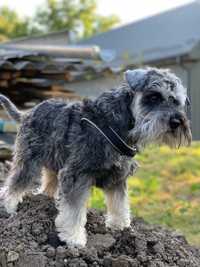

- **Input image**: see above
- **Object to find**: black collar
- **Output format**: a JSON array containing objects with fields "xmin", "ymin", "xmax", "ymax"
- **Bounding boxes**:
[{"xmin": 81, "ymin": 118, "xmax": 137, "ymax": 157}]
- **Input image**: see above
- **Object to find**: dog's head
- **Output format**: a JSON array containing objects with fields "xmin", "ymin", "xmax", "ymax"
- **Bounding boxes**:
[{"xmin": 125, "ymin": 67, "xmax": 192, "ymax": 148}]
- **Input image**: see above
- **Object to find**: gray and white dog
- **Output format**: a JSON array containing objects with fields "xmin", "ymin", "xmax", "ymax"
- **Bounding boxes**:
[{"xmin": 0, "ymin": 67, "xmax": 192, "ymax": 247}]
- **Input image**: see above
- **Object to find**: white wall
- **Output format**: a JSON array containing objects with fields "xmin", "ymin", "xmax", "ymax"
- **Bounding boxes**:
[{"xmin": 65, "ymin": 74, "xmax": 124, "ymax": 99}]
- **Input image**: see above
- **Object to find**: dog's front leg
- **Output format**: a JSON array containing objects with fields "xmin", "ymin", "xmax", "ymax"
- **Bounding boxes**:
[
  {"xmin": 104, "ymin": 182, "xmax": 131, "ymax": 230},
  {"xmin": 55, "ymin": 167, "xmax": 92, "ymax": 247}
]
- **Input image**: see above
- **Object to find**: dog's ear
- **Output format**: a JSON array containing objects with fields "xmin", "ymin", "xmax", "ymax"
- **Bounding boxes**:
[{"xmin": 124, "ymin": 69, "xmax": 148, "ymax": 90}]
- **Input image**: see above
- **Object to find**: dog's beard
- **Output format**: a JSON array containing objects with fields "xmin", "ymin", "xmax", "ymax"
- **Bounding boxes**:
[
  {"xmin": 129, "ymin": 112, "xmax": 192, "ymax": 148},
  {"xmin": 161, "ymin": 125, "xmax": 192, "ymax": 148}
]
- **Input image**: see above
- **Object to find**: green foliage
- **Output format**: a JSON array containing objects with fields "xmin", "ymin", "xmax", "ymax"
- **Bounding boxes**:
[
  {"xmin": 89, "ymin": 142, "xmax": 200, "ymax": 246},
  {"xmin": 0, "ymin": 0, "xmax": 119, "ymax": 41},
  {"xmin": 0, "ymin": 6, "xmax": 30, "ymax": 41},
  {"xmin": 34, "ymin": 0, "xmax": 119, "ymax": 38}
]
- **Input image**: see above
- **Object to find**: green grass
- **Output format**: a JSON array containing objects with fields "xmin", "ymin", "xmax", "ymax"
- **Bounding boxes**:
[{"xmin": 89, "ymin": 142, "xmax": 200, "ymax": 246}]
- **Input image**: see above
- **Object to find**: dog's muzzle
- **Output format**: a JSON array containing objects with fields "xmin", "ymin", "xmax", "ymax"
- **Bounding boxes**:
[
  {"xmin": 169, "ymin": 113, "xmax": 183, "ymax": 131},
  {"xmin": 166, "ymin": 112, "xmax": 192, "ymax": 147}
]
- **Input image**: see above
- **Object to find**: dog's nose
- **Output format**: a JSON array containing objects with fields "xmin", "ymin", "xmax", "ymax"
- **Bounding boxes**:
[{"xmin": 169, "ymin": 115, "xmax": 182, "ymax": 130}]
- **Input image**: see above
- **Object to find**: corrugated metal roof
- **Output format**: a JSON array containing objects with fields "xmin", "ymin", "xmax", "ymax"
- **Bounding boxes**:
[
  {"xmin": 0, "ymin": 45, "xmax": 118, "ymax": 76},
  {"xmin": 0, "ymin": 47, "xmax": 38, "ymax": 60},
  {"xmin": 78, "ymin": 1, "xmax": 200, "ymax": 65}
]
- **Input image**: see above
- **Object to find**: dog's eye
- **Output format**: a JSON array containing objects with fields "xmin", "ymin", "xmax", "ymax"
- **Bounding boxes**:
[
  {"xmin": 168, "ymin": 96, "xmax": 180, "ymax": 106},
  {"xmin": 149, "ymin": 93, "xmax": 163, "ymax": 104},
  {"xmin": 142, "ymin": 92, "xmax": 163, "ymax": 107}
]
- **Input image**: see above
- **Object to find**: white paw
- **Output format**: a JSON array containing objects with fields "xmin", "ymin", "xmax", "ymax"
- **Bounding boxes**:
[
  {"xmin": 105, "ymin": 215, "xmax": 131, "ymax": 230},
  {"xmin": 55, "ymin": 199, "xmax": 88, "ymax": 247},
  {"xmin": 3, "ymin": 191, "xmax": 23, "ymax": 214},
  {"xmin": 56, "ymin": 225, "xmax": 87, "ymax": 247},
  {"xmin": 58, "ymin": 229, "xmax": 86, "ymax": 248},
  {"xmin": 0, "ymin": 186, "xmax": 8, "ymax": 200}
]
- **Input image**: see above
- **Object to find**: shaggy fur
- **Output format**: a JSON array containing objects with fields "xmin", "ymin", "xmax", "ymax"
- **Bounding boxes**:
[{"xmin": 0, "ymin": 67, "xmax": 192, "ymax": 247}]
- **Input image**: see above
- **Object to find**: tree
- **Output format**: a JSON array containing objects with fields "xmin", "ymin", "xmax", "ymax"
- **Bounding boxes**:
[
  {"xmin": 0, "ymin": 6, "xmax": 36, "ymax": 42},
  {"xmin": 0, "ymin": 0, "xmax": 120, "ymax": 41},
  {"xmin": 34, "ymin": 0, "xmax": 119, "ymax": 38}
]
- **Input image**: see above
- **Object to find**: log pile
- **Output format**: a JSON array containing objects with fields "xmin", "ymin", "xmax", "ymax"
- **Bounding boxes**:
[
  {"xmin": 0, "ymin": 45, "xmax": 110, "ymax": 107},
  {"xmin": 0, "ymin": 62, "xmax": 82, "ymax": 107},
  {"xmin": 0, "ymin": 44, "xmax": 113, "ymax": 159}
]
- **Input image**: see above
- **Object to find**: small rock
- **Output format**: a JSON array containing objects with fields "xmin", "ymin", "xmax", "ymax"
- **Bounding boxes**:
[
  {"xmin": 79, "ymin": 260, "xmax": 88, "ymax": 267},
  {"xmin": 0, "ymin": 249, "xmax": 7, "ymax": 267},
  {"xmin": 68, "ymin": 258, "xmax": 87, "ymax": 267},
  {"xmin": 88, "ymin": 234, "xmax": 115, "ymax": 249},
  {"xmin": 7, "ymin": 251, "xmax": 19, "ymax": 262},
  {"xmin": 177, "ymin": 259, "xmax": 191, "ymax": 267},
  {"xmin": 18, "ymin": 253, "xmax": 46, "ymax": 267},
  {"xmin": 56, "ymin": 246, "xmax": 66, "ymax": 259},
  {"xmin": 46, "ymin": 247, "xmax": 56, "ymax": 258},
  {"xmin": 153, "ymin": 242, "xmax": 165, "ymax": 255},
  {"xmin": 65, "ymin": 247, "xmax": 80, "ymax": 258},
  {"xmin": 82, "ymin": 247, "xmax": 98, "ymax": 263},
  {"xmin": 103, "ymin": 256, "xmax": 112, "ymax": 267},
  {"xmin": 55, "ymin": 262, "xmax": 64, "ymax": 267},
  {"xmin": 148, "ymin": 261, "xmax": 165, "ymax": 267},
  {"xmin": 111, "ymin": 255, "xmax": 138, "ymax": 267},
  {"xmin": 15, "ymin": 244, "xmax": 24, "ymax": 252}
]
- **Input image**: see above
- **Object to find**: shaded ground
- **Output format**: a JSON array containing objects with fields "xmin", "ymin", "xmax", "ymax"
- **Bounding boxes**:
[{"xmin": 0, "ymin": 194, "xmax": 200, "ymax": 267}]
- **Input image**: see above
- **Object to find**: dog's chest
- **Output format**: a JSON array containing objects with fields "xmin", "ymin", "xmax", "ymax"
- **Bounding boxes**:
[{"xmin": 93, "ymin": 157, "xmax": 136, "ymax": 189}]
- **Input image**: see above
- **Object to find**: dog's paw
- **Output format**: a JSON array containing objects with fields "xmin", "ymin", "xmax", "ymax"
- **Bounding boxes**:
[
  {"xmin": 3, "ymin": 190, "xmax": 23, "ymax": 214},
  {"xmin": 0, "ymin": 186, "xmax": 8, "ymax": 200},
  {"xmin": 57, "ymin": 229, "xmax": 87, "ymax": 248},
  {"xmin": 55, "ymin": 217, "xmax": 87, "ymax": 248},
  {"xmin": 105, "ymin": 215, "xmax": 131, "ymax": 230}
]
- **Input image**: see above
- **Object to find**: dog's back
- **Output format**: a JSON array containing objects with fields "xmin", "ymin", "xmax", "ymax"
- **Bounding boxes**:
[{"xmin": 16, "ymin": 98, "xmax": 83, "ymax": 172}]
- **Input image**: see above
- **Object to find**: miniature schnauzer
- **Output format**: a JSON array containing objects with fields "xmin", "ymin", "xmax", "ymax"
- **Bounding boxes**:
[{"xmin": 0, "ymin": 67, "xmax": 192, "ymax": 247}]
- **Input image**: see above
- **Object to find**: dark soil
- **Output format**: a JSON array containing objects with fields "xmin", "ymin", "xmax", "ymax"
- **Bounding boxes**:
[{"xmin": 0, "ymin": 194, "xmax": 200, "ymax": 267}]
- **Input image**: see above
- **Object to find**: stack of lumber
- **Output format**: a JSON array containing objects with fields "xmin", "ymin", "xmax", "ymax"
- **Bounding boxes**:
[
  {"xmin": 0, "ymin": 44, "xmax": 114, "ymax": 159},
  {"xmin": 0, "ymin": 66, "xmax": 81, "ymax": 107},
  {"xmin": 0, "ymin": 45, "xmax": 107, "ymax": 107}
]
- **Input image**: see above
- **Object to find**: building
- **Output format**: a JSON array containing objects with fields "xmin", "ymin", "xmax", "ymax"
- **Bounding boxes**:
[{"xmin": 5, "ymin": 30, "xmax": 70, "ymax": 46}]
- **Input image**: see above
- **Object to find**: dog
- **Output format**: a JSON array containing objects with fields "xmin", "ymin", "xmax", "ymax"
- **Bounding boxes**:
[{"xmin": 0, "ymin": 67, "xmax": 192, "ymax": 247}]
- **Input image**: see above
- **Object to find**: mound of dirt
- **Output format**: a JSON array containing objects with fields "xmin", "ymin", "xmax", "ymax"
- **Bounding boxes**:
[{"xmin": 0, "ymin": 194, "xmax": 200, "ymax": 267}]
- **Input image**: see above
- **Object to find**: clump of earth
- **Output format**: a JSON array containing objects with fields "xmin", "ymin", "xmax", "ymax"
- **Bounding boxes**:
[{"xmin": 0, "ymin": 194, "xmax": 200, "ymax": 267}]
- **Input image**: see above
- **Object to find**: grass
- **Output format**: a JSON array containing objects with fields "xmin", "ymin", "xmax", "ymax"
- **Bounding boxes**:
[{"xmin": 89, "ymin": 142, "xmax": 200, "ymax": 247}]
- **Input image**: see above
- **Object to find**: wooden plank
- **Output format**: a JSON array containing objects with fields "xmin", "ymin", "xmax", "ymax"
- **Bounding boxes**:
[
  {"xmin": 35, "ymin": 72, "xmax": 73, "ymax": 81},
  {"xmin": 0, "ymin": 71, "xmax": 21, "ymax": 80},
  {"xmin": 0, "ymin": 80, "xmax": 9, "ymax": 87},
  {"xmin": 0, "ymin": 72, "xmax": 12, "ymax": 80}
]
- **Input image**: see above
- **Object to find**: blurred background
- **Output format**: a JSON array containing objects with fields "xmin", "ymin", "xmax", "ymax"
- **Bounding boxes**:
[{"xmin": 0, "ymin": 0, "xmax": 200, "ymax": 246}]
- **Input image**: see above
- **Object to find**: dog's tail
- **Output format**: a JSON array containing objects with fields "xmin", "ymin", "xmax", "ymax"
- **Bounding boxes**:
[{"xmin": 0, "ymin": 94, "xmax": 22, "ymax": 123}]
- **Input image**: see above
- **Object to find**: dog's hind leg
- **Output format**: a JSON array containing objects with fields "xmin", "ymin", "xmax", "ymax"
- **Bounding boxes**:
[
  {"xmin": 55, "ymin": 167, "xmax": 92, "ymax": 247},
  {"xmin": 40, "ymin": 168, "xmax": 58, "ymax": 198},
  {"xmin": 104, "ymin": 181, "xmax": 131, "ymax": 230},
  {"xmin": 3, "ymin": 158, "xmax": 42, "ymax": 214}
]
